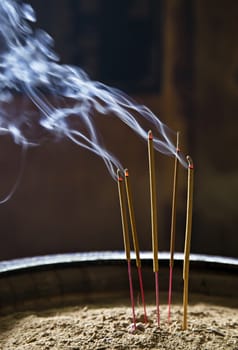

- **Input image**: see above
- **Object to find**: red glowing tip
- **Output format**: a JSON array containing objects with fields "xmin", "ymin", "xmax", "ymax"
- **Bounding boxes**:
[
  {"xmin": 186, "ymin": 155, "xmax": 194, "ymax": 170},
  {"xmin": 117, "ymin": 169, "xmax": 123, "ymax": 181},
  {"xmin": 148, "ymin": 130, "xmax": 153, "ymax": 140},
  {"xmin": 124, "ymin": 168, "xmax": 129, "ymax": 177}
]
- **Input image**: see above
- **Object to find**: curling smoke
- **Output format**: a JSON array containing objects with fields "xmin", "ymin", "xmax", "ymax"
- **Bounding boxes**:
[{"xmin": 0, "ymin": 0, "xmax": 187, "ymax": 182}]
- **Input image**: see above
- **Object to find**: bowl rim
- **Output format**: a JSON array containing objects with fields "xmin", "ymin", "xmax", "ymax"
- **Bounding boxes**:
[{"xmin": 0, "ymin": 251, "xmax": 237, "ymax": 276}]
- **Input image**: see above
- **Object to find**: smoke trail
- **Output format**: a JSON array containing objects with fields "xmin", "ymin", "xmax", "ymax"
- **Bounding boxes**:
[{"xmin": 0, "ymin": 0, "xmax": 187, "ymax": 182}]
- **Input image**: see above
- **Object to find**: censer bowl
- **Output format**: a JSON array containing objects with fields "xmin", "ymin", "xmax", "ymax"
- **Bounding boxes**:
[{"xmin": 0, "ymin": 251, "xmax": 237, "ymax": 315}]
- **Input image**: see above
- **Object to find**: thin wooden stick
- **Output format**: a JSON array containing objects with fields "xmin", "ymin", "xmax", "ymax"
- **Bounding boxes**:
[
  {"xmin": 124, "ymin": 168, "xmax": 147, "ymax": 324},
  {"xmin": 117, "ymin": 169, "xmax": 136, "ymax": 330},
  {"xmin": 182, "ymin": 156, "xmax": 194, "ymax": 330},
  {"xmin": 168, "ymin": 131, "xmax": 180, "ymax": 323},
  {"xmin": 148, "ymin": 130, "xmax": 160, "ymax": 326}
]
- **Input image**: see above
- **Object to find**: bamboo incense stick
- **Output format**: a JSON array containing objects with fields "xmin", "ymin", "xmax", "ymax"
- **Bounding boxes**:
[
  {"xmin": 182, "ymin": 156, "xmax": 194, "ymax": 330},
  {"xmin": 147, "ymin": 130, "xmax": 160, "ymax": 326},
  {"xmin": 124, "ymin": 168, "xmax": 148, "ymax": 324},
  {"xmin": 117, "ymin": 169, "xmax": 136, "ymax": 330},
  {"xmin": 168, "ymin": 131, "xmax": 180, "ymax": 323}
]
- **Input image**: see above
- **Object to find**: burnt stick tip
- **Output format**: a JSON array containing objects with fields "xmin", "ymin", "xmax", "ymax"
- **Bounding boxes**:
[
  {"xmin": 186, "ymin": 155, "xmax": 194, "ymax": 169},
  {"xmin": 124, "ymin": 168, "xmax": 129, "ymax": 177},
  {"xmin": 148, "ymin": 130, "xmax": 153, "ymax": 140},
  {"xmin": 117, "ymin": 169, "xmax": 123, "ymax": 181}
]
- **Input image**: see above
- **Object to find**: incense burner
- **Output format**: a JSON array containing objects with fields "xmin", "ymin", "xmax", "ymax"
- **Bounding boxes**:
[
  {"xmin": 0, "ymin": 252, "xmax": 237, "ymax": 312},
  {"xmin": 0, "ymin": 252, "xmax": 237, "ymax": 349}
]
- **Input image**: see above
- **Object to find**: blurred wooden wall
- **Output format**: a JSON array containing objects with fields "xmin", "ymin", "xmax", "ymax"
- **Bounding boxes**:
[{"xmin": 0, "ymin": 0, "xmax": 238, "ymax": 260}]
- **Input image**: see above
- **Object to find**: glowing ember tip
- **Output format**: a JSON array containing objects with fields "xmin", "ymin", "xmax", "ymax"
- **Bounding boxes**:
[
  {"xmin": 148, "ymin": 130, "xmax": 153, "ymax": 140},
  {"xmin": 117, "ymin": 169, "xmax": 123, "ymax": 182},
  {"xmin": 186, "ymin": 155, "xmax": 194, "ymax": 169},
  {"xmin": 124, "ymin": 168, "xmax": 129, "ymax": 177}
]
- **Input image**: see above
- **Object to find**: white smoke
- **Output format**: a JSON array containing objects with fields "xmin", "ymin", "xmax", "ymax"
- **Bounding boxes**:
[{"xmin": 0, "ymin": 0, "xmax": 187, "ymax": 181}]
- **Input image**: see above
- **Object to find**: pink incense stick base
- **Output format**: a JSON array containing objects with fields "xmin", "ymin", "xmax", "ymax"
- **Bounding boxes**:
[
  {"xmin": 127, "ymin": 260, "xmax": 136, "ymax": 330},
  {"xmin": 137, "ymin": 266, "xmax": 148, "ymax": 324},
  {"xmin": 155, "ymin": 271, "xmax": 160, "ymax": 327},
  {"xmin": 168, "ymin": 265, "xmax": 173, "ymax": 323}
]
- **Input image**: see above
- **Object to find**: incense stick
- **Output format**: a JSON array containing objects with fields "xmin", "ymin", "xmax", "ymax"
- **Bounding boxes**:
[
  {"xmin": 124, "ymin": 168, "xmax": 147, "ymax": 324},
  {"xmin": 117, "ymin": 169, "xmax": 136, "ymax": 330},
  {"xmin": 168, "ymin": 131, "xmax": 180, "ymax": 323},
  {"xmin": 182, "ymin": 156, "xmax": 194, "ymax": 330},
  {"xmin": 147, "ymin": 130, "xmax": 160, "ymax": 326}
]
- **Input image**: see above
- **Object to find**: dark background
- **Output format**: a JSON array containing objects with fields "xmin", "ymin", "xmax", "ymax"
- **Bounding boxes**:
[{"xmin": 0, "ymin": 0, "xmax": 238, "ymax": 260}]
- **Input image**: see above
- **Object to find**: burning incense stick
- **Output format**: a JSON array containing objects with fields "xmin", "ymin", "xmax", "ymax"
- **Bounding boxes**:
[
  {"xmin": 182, "ymin": 156, "xmax": 194, "ymax": 330},
  {"xmin": 117, "ymin": 169, "xmax": 136, "ymax": 330},
  {"xmin": 124, "ymin": 168, "xmax": 148, "ymax": 324},
  {"xmin": 147, "ymin": 130, "xmax": 160, "ymax": 326},
  {"xmin": 168, "ymin": 131, "xmax": 180, "ymax": 323}
]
